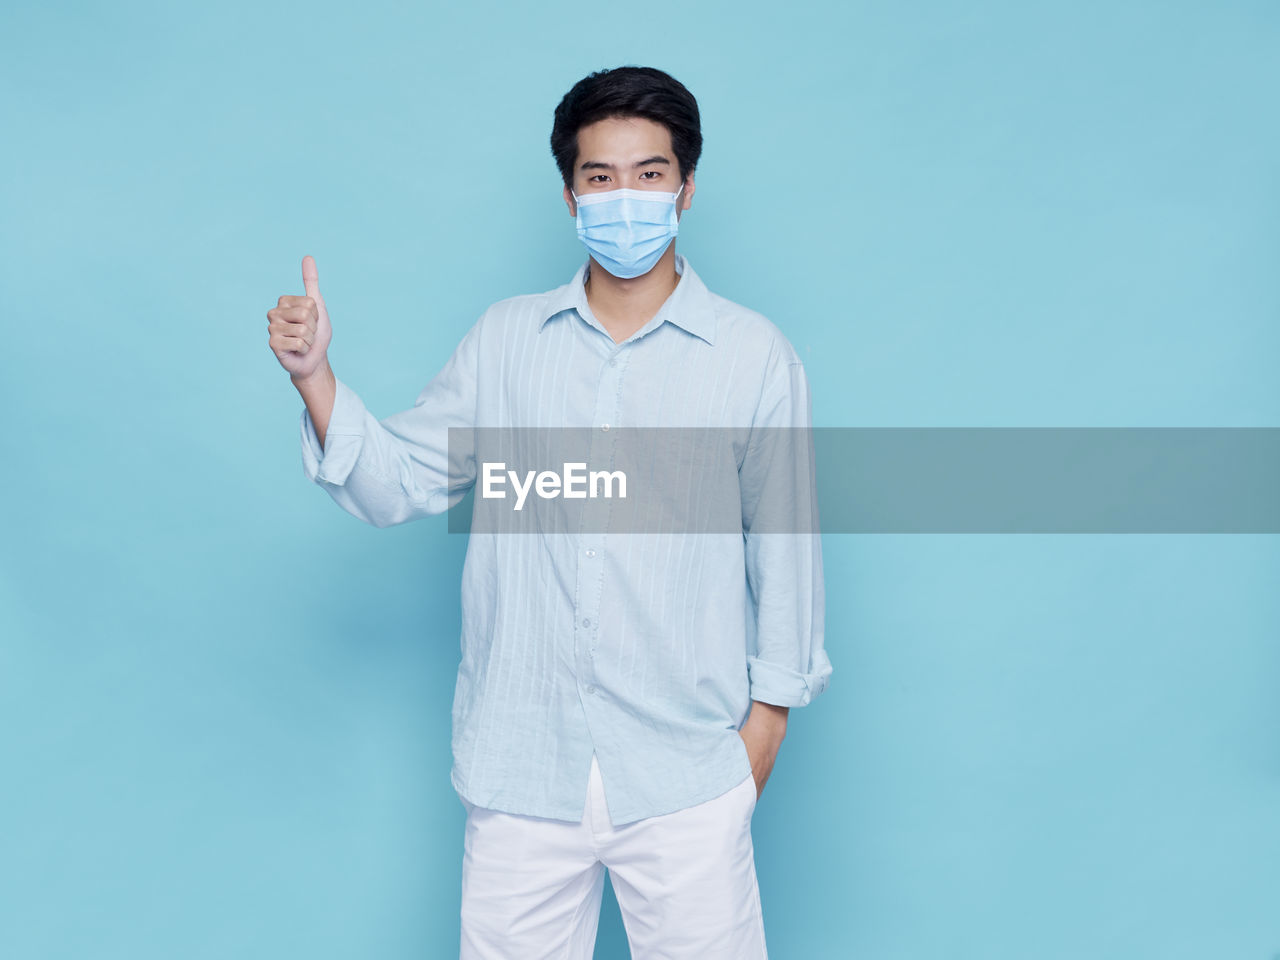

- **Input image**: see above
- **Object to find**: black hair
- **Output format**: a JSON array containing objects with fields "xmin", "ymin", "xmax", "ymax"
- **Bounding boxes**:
[{"xmin": 550, "ymin": 66, "xmax": 703, "ymax": 188}]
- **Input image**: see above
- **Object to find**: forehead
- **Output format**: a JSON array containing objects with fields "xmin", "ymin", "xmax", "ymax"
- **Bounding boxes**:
[{"xmin": 575, "ymin": 115, "xmax": 673, "ymax": 162}]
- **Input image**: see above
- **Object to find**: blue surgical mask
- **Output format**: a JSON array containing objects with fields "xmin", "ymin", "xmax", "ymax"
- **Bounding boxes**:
[{"xmin": 571, "ymin": 182, "xmax": 685, "ymax": 279}]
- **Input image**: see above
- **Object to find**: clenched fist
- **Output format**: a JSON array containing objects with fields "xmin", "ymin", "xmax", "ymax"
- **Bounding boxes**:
[{"xmin": 268, "ymin": 255, "xmax": 333, "ymax": 381}]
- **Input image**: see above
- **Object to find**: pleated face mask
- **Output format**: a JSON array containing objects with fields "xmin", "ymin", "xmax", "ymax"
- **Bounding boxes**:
[{"xmin": 571, "ymin": 182, "xmax": 685, "ymax": 279}]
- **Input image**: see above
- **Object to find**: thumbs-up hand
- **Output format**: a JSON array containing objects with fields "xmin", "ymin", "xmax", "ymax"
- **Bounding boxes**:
[{"xmin": 268, "ymin": 255, "xmax": 333, "ymax": 381}]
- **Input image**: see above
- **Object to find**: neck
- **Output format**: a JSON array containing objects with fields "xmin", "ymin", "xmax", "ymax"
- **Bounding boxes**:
[{"xmin": 584, "ymin": 245, "xmax": 681, "ymax": 344}]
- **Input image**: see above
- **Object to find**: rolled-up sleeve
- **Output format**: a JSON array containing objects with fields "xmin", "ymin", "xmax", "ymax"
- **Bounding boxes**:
[
  {"xmin": 739, "ymin": 347, "xmax": 833, "ymax": 708},
  {"xmin": 299, "ymin": 318, "xmax": 481, "ymax": 528}
]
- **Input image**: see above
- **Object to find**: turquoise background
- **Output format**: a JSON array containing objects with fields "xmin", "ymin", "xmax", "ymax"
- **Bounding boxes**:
[{"xmin": 2, "ymin": 0, "xmax": 1278, "ymax": 957}]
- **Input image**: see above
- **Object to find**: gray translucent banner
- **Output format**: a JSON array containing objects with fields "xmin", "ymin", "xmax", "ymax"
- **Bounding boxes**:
[{"xmin": 446, "ymin": 427, "xmax": 1280, "ymax": 533}]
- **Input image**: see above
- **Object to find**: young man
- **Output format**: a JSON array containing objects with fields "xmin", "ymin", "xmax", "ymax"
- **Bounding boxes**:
[{"xmin": 267, "ymin": 65, "xmax": 832, "ymax": 959}]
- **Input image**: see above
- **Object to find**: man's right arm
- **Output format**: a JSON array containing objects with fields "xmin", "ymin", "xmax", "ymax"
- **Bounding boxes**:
[
  {"xmin": 292, "ymin": 359, "xmax": 337, "ymax": 451},
  {"xmin": 291, "ymin": 322, "xmax": 482, "ymax": 528},
  {"xmin": 268, "ymin": 254, "xmax": 481, "ymax": 528}
]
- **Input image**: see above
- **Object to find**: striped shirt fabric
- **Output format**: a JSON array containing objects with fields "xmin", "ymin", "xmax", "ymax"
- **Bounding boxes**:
[{"xmin": 299, "ymin": 253, "xmax": 833, "ymax": 825}]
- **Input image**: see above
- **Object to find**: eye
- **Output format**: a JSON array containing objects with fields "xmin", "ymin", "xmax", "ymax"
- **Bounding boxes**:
[
  {"xmin": 589, "ymin": 174, "xmax": 610, "ymax": 183},
  {"xmin": 640, "ymin": 171, "xmax": 660, "ymax": 180}
]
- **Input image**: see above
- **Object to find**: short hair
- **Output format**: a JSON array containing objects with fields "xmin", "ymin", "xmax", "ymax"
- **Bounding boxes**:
[{"xmin": 550, "ymin": 66, "xmax": 703, "ymax": 188}]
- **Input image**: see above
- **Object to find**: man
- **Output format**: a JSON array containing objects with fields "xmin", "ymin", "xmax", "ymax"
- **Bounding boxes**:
[{"xmin": 266, "ymin": 65, "xmax": 832, "ymax": 959}]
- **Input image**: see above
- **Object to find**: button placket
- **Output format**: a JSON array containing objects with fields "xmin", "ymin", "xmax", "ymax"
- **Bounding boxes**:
[{"xmin": 573, "ymin": 347, "xmax": 625, "ymax": 698}]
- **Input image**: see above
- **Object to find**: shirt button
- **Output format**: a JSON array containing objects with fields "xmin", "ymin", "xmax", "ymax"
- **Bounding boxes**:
[
  {"xmin": 586, "ymin": 685, "xmax": 596, "ymax": 695},
  {"xmin": 585, "ymin": 549, "xmax": 596, "ymax": 558},
  {"xmin": 582, "ymin": 618, "xmax": 591, "ymax": 628},
  {"xmin": 600, "ymin": 423, "xmax": 610, "ymax": 432},
  {"xmin": 607, "ymin": 358, "xmax": 616, "ymax": 366}
]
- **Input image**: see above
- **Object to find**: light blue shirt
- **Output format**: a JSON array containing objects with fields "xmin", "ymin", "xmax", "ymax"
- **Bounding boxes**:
[{"xmin": 299, "ymin": 253, "xmax": 832, "ymax": 825}]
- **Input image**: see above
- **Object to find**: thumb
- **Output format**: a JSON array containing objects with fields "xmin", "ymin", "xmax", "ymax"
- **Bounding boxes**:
[{"xmin": 301, "ymin": 254, "xmax": 323, "ymax": 302}]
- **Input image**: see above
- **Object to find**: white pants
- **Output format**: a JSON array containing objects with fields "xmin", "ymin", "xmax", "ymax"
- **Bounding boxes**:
[{"xmin": 459, "ymin": 752, "xmax": 768, "ymax": 959}]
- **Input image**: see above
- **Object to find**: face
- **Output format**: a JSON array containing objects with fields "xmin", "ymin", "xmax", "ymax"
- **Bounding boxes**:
[{"xmin": 563, "ymin": 115, "xmax": 695, "ymax": 220}]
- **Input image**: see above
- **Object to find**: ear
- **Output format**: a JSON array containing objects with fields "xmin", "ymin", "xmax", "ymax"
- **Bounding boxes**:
[
  {"xmin": 676, "ymin": 173, "xmax": 695, "ymax": 219},
  {"xmin": 680, "ymin": 173, "xmax": 695, "ymax": 211},
  {"xmin": 564, "ymin": 184, "xmax": 576, "ymax": 217}
]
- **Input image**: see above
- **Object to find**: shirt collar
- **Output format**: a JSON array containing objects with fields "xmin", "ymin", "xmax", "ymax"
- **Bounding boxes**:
[{"xmin": 539, "ymin": 253, "xmax": 718, "ymax": 346}]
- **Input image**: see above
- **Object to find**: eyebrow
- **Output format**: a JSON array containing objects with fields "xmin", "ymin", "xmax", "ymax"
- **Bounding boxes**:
[{"xmin": 578, "ymin": 155, "xmax": 671, "ymax": 171}]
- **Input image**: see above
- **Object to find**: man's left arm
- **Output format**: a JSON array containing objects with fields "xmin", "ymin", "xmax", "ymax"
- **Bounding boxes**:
[{"xmin": 737, "ymin": 349, "xmax": 833, "ymax": 795}]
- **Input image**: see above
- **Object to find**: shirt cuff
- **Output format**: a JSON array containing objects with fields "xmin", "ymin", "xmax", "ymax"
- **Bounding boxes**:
[
  {"xmin": 747, "ymin": 648, "xmax": 833, "ymax": 708},
  {"xmin": 299, "ymin": 377, "xmax": 366, "ymax": 487}
]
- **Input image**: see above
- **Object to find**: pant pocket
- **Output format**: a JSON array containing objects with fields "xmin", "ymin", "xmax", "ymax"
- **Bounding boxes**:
[{"xmin": 741, "ymin": 770, "xmax": 758, "ymax": 814}]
